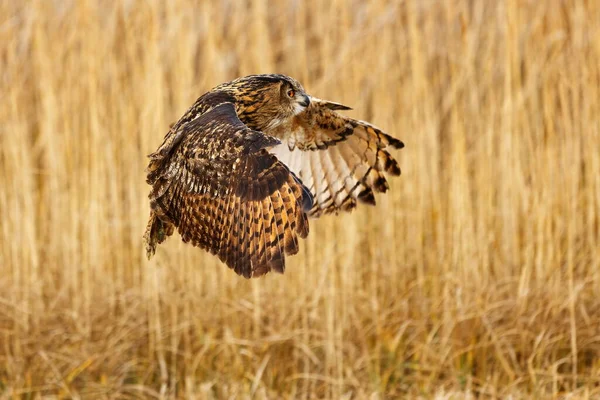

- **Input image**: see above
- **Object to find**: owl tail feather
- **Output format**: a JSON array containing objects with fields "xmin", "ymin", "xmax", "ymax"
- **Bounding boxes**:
[{"xmin": 143, "ymin": 211, "xmax": 174, "ymax": 259}]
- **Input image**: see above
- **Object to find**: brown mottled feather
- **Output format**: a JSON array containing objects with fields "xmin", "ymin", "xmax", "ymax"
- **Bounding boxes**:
[{"xmin": 144, "ymin": 102, "xmax": 312, "ymax": 278}]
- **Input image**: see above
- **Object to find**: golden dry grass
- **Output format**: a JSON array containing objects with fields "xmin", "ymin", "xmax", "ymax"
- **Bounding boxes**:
[{"xmin": 1, "ymin": 0, "xmax": 600, "ymax": 398}]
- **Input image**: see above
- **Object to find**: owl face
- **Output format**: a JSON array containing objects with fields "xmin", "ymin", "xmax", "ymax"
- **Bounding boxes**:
[
  {"xmin": 278, "ymin": 78, "xmax": 311, "ymax": 116},
  {"xmin": 252, "ymin": 77, "xmax": 310, "ymax": 130},
  {"xmin": 226, "ymin": 75, "xmax": 311, "ymax": 131}
]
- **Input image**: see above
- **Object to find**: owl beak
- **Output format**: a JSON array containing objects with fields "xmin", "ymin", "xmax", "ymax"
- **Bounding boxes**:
[{"xmin": 299, "ymin": 95, "xmax": 310, "ymax": 107}]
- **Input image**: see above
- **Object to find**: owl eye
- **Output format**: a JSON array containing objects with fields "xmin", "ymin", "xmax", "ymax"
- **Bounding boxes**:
[{"xmin": 287, "ymin": 89, "xmax": 295, "ymax": 98}]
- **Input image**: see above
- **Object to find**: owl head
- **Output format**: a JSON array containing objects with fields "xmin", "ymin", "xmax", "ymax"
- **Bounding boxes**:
[{"xmin": 217, "ymin": 74, "xmax": 311, "ymax": 131}]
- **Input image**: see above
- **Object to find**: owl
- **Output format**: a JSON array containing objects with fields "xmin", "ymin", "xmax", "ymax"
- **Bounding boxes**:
[{"xmin": 144, "ymin": 74, "xmax": 403, "ymax": 278}]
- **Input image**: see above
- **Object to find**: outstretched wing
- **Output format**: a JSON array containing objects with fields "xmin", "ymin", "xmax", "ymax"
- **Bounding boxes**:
[
  {"xmin": 270, "ymin": 98, "xmax": 403, "ymax": 217},
  {"xmin": 147, "ymin": 102, "xmax": 312, "ymax": 278}
]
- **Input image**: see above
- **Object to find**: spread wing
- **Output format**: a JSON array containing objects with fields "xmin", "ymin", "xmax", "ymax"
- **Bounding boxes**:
[
  {"xmin": 270, "ymin": 98, "xmax": 403, "ymax": 217},
  {"xmin": 145, "ymin": 102, "xmax": 313, "ymax": 278}
]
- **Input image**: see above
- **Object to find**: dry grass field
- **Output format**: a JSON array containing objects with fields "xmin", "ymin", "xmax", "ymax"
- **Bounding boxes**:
[{"xmin": 1, "ymin": 0, "xmax": 600, "ymax": 398}]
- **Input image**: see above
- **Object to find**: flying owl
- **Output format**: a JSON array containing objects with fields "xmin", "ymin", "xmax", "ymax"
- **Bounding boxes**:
[{"xmin": 144, "ymin": 74, "xmax": 403, "ymax": 278}]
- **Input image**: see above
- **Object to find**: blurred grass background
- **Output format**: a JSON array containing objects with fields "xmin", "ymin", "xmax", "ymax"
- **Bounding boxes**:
[{"xmin": 1, "ymin": 0, "xmax": 600, "ymax": 398}]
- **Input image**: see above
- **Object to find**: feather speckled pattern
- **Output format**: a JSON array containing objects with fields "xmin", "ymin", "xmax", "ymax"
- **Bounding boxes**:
[
  {"xmin": 145, "ymin": 103, "xmax": 310, "ymax": 278},
  {"xmin": 144, "ymin": 74, "xmax": 403, "ymax": 278}
]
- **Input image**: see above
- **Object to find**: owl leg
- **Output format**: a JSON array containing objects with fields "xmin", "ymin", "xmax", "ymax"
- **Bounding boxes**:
[{"xmin": 143, "ymin": 211, "xmax": 174, "ymax": 259}]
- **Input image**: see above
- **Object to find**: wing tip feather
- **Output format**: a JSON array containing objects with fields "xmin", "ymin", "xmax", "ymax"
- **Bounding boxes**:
[
  {"xmin": 389, "ymin": 137, "xmax": 405, "ymax": 149},
  {"xmin": 357, "ymin": 189, "xmax": 376, "ymax": 205}
]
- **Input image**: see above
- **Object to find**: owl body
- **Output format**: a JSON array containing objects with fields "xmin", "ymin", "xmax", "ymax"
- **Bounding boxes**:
[{"xmin": 144, "ymin": 74, "xmax": 403, "ymax": 278}]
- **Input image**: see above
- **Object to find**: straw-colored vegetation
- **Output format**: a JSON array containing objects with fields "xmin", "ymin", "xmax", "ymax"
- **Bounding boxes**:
[{"xmin": 1, "ymin": 0, "xmax": 599, "ymax": 398}]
